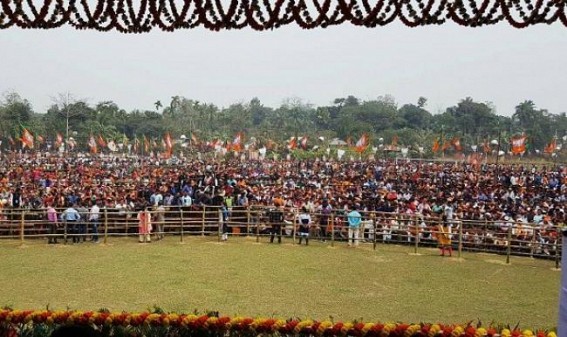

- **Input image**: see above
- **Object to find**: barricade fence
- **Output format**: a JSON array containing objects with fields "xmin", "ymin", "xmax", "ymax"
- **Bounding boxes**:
[{"xmin": 0, "ymin": 206, "xmax": 561, "ymax": 266}]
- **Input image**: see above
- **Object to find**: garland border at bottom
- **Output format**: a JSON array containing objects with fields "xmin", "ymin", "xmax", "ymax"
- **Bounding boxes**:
[{"xmin": 0, "ymin": 309, "xmax": 557, "ymax": 337}]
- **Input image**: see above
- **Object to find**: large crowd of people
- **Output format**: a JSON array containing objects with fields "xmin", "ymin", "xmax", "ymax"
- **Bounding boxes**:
[{"xmin": 0, "ymin": 152, "xmax": 564, "ymax": 250}]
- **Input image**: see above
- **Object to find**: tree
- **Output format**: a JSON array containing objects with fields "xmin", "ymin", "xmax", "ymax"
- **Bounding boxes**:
[
  {"xmin": 154, "ymin": 100, "xmax": 163, "ymax": 112},
  {"xmin": 398, "ymin": 104, "xmax": 432, "ymax": 130}
]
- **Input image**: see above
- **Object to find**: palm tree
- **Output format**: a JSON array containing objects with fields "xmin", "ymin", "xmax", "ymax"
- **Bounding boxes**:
[
  {"xmin": 169, "ymin": 96, "xmax": 181, "ymax": 117},
  {"xmin": 154, "ymin": 100, "xmax": 163, "ymax": 112}
]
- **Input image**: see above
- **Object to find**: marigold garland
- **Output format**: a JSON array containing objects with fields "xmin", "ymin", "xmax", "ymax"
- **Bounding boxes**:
[
  {"xmin": 0, "ymin": 0, "xmax": 566, "ymax": 31},
  {"xmin": 0, "ymin": 309, "xmax": 557, "ymax": 337}
]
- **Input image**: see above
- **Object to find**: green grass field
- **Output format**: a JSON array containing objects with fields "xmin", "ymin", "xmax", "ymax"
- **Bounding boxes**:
[{"xmin": 0, "ymin": 236, "xmax": 560, "ymax": 329}]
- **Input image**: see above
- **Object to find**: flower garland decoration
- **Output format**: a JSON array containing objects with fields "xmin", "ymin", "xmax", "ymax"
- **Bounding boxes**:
[
  {"xmin": 0, "ymin": 0, "xmax": 566, "ymax": 31},
  {"xmin": 0, "ymin": 309, "xmax": 558, "ymax": 337}
]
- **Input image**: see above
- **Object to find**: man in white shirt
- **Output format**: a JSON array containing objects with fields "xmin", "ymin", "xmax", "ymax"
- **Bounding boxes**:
[
  {"xmin": 181, "ymin": 192, "xmax": 192, "ymax": 207},
  {"xmin": 89, "ymin": 201, "xmax": 100, "ymax": 243}
]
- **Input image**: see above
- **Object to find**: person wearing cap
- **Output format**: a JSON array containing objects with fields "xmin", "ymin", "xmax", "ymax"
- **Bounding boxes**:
[{"xmin": 347, "ymin": 205, "xmax": 362, "ymax": 247}]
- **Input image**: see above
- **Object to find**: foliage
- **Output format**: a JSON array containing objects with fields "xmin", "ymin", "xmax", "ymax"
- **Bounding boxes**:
[
  {"xmin": 0, "ymin": 309, "xmax": 558, "ymax": 337},
  {"xmin": 0, "ymin": 92, "xmax": 565, "ymax": 156}
]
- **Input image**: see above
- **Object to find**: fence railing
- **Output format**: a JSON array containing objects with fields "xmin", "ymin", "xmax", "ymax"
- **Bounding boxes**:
[{"xmin": 0, "ymin": 205, "xmax": 562, "ymax": 266}]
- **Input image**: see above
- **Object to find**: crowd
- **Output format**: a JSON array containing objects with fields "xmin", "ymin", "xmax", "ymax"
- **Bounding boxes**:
[{"xmin": 0, "ymin": 152, "xmax": 564, "ymax": 249}]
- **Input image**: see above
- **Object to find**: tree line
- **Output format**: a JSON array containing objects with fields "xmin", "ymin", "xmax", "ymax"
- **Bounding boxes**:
[{"xmin": 0, "ymin": 92, "xmax": 565, "ymax": 155}]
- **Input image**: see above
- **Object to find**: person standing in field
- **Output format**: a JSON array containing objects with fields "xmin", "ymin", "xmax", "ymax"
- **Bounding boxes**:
[
  {"xmin": 318, "ymin": 198, "xmax": 332, "ymax": 242},
  {"xmin": 297, "ymin": 207, "xmax": 311, "ymax": 245},
  {"xmin": 269, "ymin": 195, "xmax": 285, "ymax": 244},
  {"xmin": 154, "ymin": 201, "xmax": 165, "ymax": 241},
  {"xmin": 137, "ymin": 206, "xmax": 152, "ymax": 243},
  {"xmin": 436, "ymin": 214, "xmax": 452, "ymax": 256},
  {"xmin": 46, "ymin": 203, "xmax": 58, "ymax": 244},
  {"xmin": 61, "ymin": 203, "xmax": 81, "ymax": 243},
  {"xmin": 347, "ymin": 205, "xmax": 362, "ymax": 247},
  {"xmin": 88, "ymin": 200, "xmax": 100, "ymax": 243}
]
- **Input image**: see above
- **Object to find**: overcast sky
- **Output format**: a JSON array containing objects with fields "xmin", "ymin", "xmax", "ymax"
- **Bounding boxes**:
[{"xmin": 1, "ymin": 22, "xmax": 566, "ymax": 116}]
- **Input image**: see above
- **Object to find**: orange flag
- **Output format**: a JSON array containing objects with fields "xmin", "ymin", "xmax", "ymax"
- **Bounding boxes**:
[
  {"xmin": 511, "ymin": 135, "xmax": 527, "ymax": 155},
  {"xmin": 432, "ymin": 138, "xmax": 440, "ymax": 153},
  {"xmin": 544, "ymin": 137, "xmax": 557, "ymax": 154}
]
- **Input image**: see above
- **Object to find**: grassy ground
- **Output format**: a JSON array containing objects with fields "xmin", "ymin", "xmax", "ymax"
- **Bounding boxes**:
[{"xmin": 0, "ymin": 236, "xmax": 560, "ymax": 329}]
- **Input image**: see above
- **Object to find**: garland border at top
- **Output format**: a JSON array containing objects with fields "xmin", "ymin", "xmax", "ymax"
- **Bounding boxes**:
[{"xmin": 0, "ymin": 0, "xmax": 566, "ymax": 32}]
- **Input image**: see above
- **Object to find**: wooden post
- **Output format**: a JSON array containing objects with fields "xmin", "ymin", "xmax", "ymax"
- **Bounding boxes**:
[
  {"xmin": 19, "ymin": 210, "xmax": 25, "ymax": 245},
  {"xmin": 413, "ymin": 216, "xmax": 419, "ymax": 254},
  {"xmin": 246, "ymin": 207, "xmax": 251, "ymax": 236},
  {"xmin": 201, "ymin": 206, "xmax": 206, "ymax": 237},
  {"xmin": 180, "ymin": 208, "xmax": 184, "ymax": 243},
  {"xmin": 530, "ymin": 225, "xmax": 536, "ymax": 258},
  {"xmin": 506, "ymin": 225, "xmax": 513, "ymax": 264},
  {"xmin": 63, "ymin": 219, "xmax": 68, "ymax": 245},
  {"xmin": 103, "ymin": 208, "xmax": 108, "ymax": 244},
  {"xmin": 457, "ymin": 220, "xmax": 463, "ymax": 258},
  {"xmin": 556, "ymin": 227, "xmax": 561, "ymax": 270},
  {"xmin": 373, "ymin": 212, "xmax": 377, "ymax": 251},
  {"xmin": 256, "ymin": 209, "xmax": 260, "ymax": 243},
  {"xmin": 293, "ymin": 207, "xmax": 298, "ymax": 244},
  {"xmin": 218, "ymin": 207, "xmax": 222, "ymax": 242},
  {"xmin": 330, "ymin": 213, "xmax": 335, "ymax": 247}
]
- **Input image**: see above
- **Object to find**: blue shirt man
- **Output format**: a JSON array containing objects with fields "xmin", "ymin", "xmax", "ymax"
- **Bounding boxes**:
[
  {"xmin": 347, "ymin": 209, "xmax": 362, "ymax": 228},
  {"xmin": 62, "ymin": 205, "xmax": 81, "ymax": 243},
  {"xmin": 347, "ymin": 208, "xmax": 362, "ymax": 246}
]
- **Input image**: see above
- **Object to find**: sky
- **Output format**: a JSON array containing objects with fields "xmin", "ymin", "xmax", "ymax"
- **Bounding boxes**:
[{"xmin": 1, "ymin": 21, "xmax": 567, "ymax": 116}]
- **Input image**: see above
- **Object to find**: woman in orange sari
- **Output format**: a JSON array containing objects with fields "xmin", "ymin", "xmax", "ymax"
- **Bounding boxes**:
[
  {"xmin": 137, "ymin": 207, "xmax": 152, "ymax": 243},
  {"xmin": 436, "ymin": 214, "xmax": 452, "ymax": 257}
]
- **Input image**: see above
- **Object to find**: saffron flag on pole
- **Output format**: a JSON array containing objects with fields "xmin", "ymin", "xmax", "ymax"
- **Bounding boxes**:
[
  {"xmin": 510, "ymin": 135, "xmax": 527, "ymax": 155},
  {"xmin": 482, "ymin": 140, "xmax": 491, "ymax": 154},
  {"xmin": 441, "ymin": 139, "xmax": 451, "ymax": 151},
  {"xmin": 88, "ymin": 135, "xmax": 98, "ymax": 154},
  {"xmin": 97, "ymin": 135, "xmax": 106, "ymax": 148},
  {"xmin": 287, "ymin": 137, "xmax": 297, "ymax": 150},
  {"xmin": 20, "ymin": 128, "xmax": 34, "ymax": 149},
  {"xmin": 107, "ymin": 140, "xmax": 118, "ymax": 152},
  {"xmin": 164, "ymin": 132, "xmax": 173, "ymax": 151},
  {"xmin": 143, "ymin": 135, "xmax": 150, "ymax": 153},
  {"xmin": 432, "ymin": 138, "xmax": 440, "ymax": 153},
  {"xmin": 544, "ymin": 137, "xmax": 557, "ymax": 154},
  {"xmin": 231, "ymin": 133, "xmax": 243, "ymax": 152},
  {"xmin": 300, "ymin": 136, "xmax": 308, "ymax": 150},
  {"xmin": 451, "ymin": 137, "xmax": 463, "ymax": 152},
  {"xmin": 355, "ymin": 133, "xmax": 369, "ymax": 153},
  {"xmin": 163, "ymin": 133, "xmax": 173, "ymax": 158},
  {"xmin": 55, "ymin": 132, "xmax": 63, "ymax": 148},
  {"xmin": 134, "ymin": 136, "xmax": 140, "ymax": 153}
]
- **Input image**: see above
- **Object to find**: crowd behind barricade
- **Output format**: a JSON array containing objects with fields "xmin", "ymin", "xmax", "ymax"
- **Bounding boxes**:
[{"xmin": 0, "ymin": 152, "xmax": 564, "ymax": 256}]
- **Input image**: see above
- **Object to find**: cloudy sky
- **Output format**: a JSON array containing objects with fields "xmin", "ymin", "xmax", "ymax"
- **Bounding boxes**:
[{"xmin": 1, "ymin": 22, "xmax": 566, "ymax": 116}]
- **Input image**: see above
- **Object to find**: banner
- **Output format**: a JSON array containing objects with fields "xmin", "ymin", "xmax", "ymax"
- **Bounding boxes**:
[{"xmin": 511, "ymin": 135, "xmax": 527, "ymax": 155}]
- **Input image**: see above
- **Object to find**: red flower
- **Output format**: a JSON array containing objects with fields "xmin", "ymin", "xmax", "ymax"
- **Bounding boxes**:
[{"xmin": 465, "ymin": 326, "xmax": 476, "ymax": 337}]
